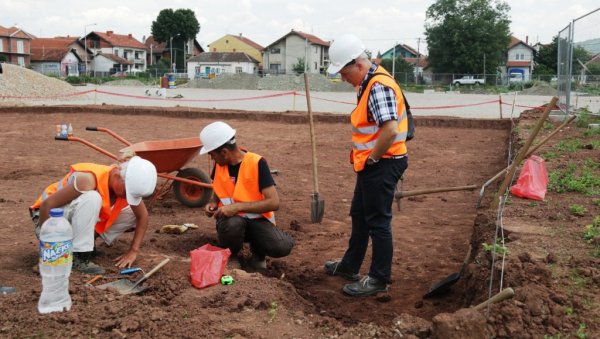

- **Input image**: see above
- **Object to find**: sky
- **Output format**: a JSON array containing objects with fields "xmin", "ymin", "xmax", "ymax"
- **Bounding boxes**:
[{"xmin": 2, "ymin": 0, "xmax": 599, "ymax": 54}]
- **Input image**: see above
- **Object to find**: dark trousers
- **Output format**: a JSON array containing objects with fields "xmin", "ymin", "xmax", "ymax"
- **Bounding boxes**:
[
  {"xmin": 341, "ymin": 157, "xmax": 407, "ymax": 283},
  {"xmin": 216, "ymin": 216, "xmax": 294, "ymax": 259}
]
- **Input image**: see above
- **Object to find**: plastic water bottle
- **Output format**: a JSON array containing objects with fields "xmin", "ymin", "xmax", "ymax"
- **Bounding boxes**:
[{"xmin": 38, "ymin": 208, "xmax": 73, "ymax": 314}]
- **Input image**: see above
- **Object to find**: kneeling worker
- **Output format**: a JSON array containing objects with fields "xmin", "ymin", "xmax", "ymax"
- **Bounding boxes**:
[
  {"xmin": 30, "ymin": 156, "xmax": 157, "ymax": 274},
  {"xmin": 199, "ymin": 121, "xmax": 294, "ymax": 270}
]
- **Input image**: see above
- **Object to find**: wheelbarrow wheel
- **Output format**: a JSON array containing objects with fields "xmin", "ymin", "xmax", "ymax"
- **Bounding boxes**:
[{"xmin": 173, "ymin": 168, "xmax": 213, "ymax": 208}]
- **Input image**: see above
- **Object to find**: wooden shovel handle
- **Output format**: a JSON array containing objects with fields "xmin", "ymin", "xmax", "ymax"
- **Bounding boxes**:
[
  {"xmin": 142, "ymin": 258, "xmax": 170, "ymax": 280},
  {"xmin": 395, "ymin": 185, "xmax": 477, "ymax": 199},
  {"xmin": 473, "ymin": 287, "xmax": 515, "ymax": 311},
  {"xmin": 304, "ymin": 73, "xmax": 319, "ymax": 194}
]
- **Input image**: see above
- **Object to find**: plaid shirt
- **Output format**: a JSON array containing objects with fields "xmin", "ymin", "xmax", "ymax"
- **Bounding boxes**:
[{"xmin": 357, "ymin": 63, "xmax": 398, "ymax": 126}]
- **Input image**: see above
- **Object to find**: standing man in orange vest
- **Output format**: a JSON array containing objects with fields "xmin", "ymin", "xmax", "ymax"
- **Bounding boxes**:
[
  {"xmin": 199, "ymin": 121, "xmax": 294, "ymax": 271},
  {"xmin": 323, "ymin": 34, "xmax": 409, "ymax": 297},
  {"xmin": 30, "ymin": 156, "xmax": 157, "ymax": 274}
]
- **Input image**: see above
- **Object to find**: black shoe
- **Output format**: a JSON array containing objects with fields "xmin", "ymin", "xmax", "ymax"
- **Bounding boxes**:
[
  {"xmin": 324, "ymin": 260, "xmax": 360, "ymax": 281},
  {"xmin": 73, "ymin": 252, "xmax": 105, "ymax": 275},
  {"xmin": 342, "ymin": 276, "xmax": 388, "ymax": 297}
]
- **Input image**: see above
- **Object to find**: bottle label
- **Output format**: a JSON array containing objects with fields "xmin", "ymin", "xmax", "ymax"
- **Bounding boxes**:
[{"xmin": 40, "ymin": 240, "xmax": 73, "ymax": 265}]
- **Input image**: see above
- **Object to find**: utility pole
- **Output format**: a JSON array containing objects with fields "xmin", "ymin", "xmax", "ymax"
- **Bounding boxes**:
[{"xmin": 415, "ymin": 38, "xmax": 421, "ymax": 85}]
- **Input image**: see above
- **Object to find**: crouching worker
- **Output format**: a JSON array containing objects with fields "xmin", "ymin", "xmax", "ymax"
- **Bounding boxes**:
[
  {"xmin": 30, "ymin": 156, "xmax": 157, "ymax": 274},
  {"xmin": 199, "ymin": 121, "xmax": 294, "ymax": 271}
]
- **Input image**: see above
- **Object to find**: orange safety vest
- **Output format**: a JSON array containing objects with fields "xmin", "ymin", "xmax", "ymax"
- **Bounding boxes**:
[
  {"xmin": 31, "ymin": 163, "xmax": 129, "ymax": 234},
  {"xmin": 351, "ymin": 66, "xmax": 408, "ymax": 172},
  {"xmin": 212, "ymin": 152, "xmax": 276, "ymax": 224}
]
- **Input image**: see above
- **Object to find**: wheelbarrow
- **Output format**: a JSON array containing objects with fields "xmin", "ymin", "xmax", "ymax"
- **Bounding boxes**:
[{"xmin": 55, "ymin": 126, "xmax": 213, "ymax": 207}]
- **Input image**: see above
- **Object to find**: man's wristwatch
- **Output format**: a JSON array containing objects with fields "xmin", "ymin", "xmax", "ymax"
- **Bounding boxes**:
[{"xmin": 366, "ymin": 156, "xmax": 379, "ymax": 166}]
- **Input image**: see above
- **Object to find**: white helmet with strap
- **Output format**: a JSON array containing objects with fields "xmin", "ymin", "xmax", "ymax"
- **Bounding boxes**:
[
  {"xmin": 199, "ymin": 121, "xmax": 237, "ymax": 155},
  {"xmin": 327, "ymin": 34, "xmax": 366, "ymax": 74}
]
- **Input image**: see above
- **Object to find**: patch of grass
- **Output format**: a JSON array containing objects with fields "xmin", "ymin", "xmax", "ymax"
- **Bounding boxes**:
[
  {"xmin": 569, "ymin": 269, "xmax": 589, "ymax": 288},
  {"xmin": 527, "ymin": 202, "xmax": 539, "ymax": 207},
  {"xmin": 268, "ymin": 301, "xmax": 278, "ymax": 323},
  {"xmin": 556, "ymin": 139, "xmax": 583, "ymax": 153},
  {"xmin": 576, "ymin": 323, "xmax": 588, "ymax": 339},
  {"xmin": 593, "ymin": 199, "xmax": 600, "ymax": 206},
  {"xmin": 583, "ymin": 127, "xmax": 600, "ymax": 138},
  {"xmin": 583, "ymin": 216, "xmax": 600, "ymax": 242},
  {"xmin": 542, "ymin": 151, "xmax": 560, "ymax": 160},
  {"xmin": 565, "ymin": 306, "xmax": 575, "ymax": 316},
  {"xmin": 482, "ymin": 240, "xmax": 510, "ymax": 255},
  {"xmin": 569, "ymin": 204, "xmax": 588, "ymax": 217},
  {"xmin": 548, "ymin": 162, "xmax": 600, "ymax": 195},
  {"xmin": 543, "ymin": 121, "xmax": 555, "ymax": 130}
]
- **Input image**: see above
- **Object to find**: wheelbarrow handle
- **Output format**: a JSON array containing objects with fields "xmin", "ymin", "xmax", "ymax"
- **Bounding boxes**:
[
  {"xmin": 54, "ymin": 136, "xmax": 69, "ymax": 141},
  {"xmin": 86, "ymin": 126, "xmax": 98, "ymax": 131}
]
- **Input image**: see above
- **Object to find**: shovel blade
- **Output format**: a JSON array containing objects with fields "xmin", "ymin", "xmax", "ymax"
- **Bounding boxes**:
[
  {"xmin": 96, "ymin": 279, "xmax": 147, "ymax": 295},
  {"xmin": 423, "ymin": 272, "xmax": 460, "ymax": 298},
  {"xmin": 310, "ymin": 194, "xmax": 324, "ymax": 223}
]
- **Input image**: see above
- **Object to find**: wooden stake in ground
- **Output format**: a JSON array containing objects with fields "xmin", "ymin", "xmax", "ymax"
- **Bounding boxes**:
[{"xmin": 492, "ymin": 96, "xmax": 558, "ymax": 208}]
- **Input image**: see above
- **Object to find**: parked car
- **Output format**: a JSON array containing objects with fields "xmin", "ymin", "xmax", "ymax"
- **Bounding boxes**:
[
  {"xmin": 111, "ymin": 71, "xmax": 129, "ymax": 78},
  {"xmin": 452, "ymin": 76, "xmax": 485, "ymax": 86}
]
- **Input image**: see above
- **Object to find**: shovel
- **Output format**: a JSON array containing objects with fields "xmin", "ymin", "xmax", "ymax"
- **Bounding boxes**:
[
  {"xmin": 423, "ymin": 246, "xmax": 471, "ymax": 298},
  {"xmin": 97, "ymin": 258, "xmax": 170, "ymax": 295},
  {"xmin": 304, "ymin": 73, "xmax": 324, "ymax": 223}
]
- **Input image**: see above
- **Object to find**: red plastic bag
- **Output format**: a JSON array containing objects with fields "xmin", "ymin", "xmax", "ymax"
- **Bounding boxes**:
[
  {"xmin": 190, "ymin": 244, "xmax": 231, "ymax": 289},
  {"xmin": 510, "ymin": 155, "xmax": 549, "ymax": 200}
]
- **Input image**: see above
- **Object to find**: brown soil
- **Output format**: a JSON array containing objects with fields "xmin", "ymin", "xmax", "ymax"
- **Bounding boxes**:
[{"xmin": 0, "ymin": 105, "xmax": 598, "ymax": 338}]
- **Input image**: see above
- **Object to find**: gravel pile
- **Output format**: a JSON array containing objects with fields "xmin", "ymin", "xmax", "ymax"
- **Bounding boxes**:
[
  {"xmin": 0, "ymin": 63, "xmax": 78, "ymax": 100},
  {"xmin": 185, "ymin": 73, "xmax": 354, "ymax": 92}
]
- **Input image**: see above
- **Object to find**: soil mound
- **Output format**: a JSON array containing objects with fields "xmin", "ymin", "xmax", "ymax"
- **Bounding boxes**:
[
  {"xmin": 520, "ymin": 82, "xmax": 557, "ymax": 96},
  {"xmin": 0, "ymin": 63, "xmax": 77, "ymax": 99}
]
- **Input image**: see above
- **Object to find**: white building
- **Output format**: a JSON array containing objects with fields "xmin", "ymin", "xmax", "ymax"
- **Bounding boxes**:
[
  {"xmin": 262, "ymin": 30, "xmax": 330, "ymax": 75},
  {"xmin": 187, "ymin": 52, "xmax": 259, "ymax": 79}
]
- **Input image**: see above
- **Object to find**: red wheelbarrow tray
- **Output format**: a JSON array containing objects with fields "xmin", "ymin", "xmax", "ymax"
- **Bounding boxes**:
[{"xmin": 120, "ymin": 137, "xmax": 201, "ymax": 174}]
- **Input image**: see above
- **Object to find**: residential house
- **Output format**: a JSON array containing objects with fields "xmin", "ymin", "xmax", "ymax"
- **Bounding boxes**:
[
  {"xmin": 144, "ymin": 35, "xmax": 204, "ymax": 69},
  {"xmin": 30, "ymin": 37, "xmax": 82, "ymax": 76},
  {"xmin": 83, "ymin": 31, "xmax": 147, "ymax": 75},
  {"xmin": 187, "ymin": 52, "xmax": 259, "ymax": 79},
  {"xmin": 380, "ymin": 43, "xmax": 421, "ymax": 60},
  {"xmin": 505, "ymin": 36, "xmax": 535, "ymax": 80},
  {"xmin": 208, "ymin": 34, "xmax": 264, "ymax": 65},
  {"xmin": 262, "ymin": 30, "xmax": 329, "ymax": 75},
  {"xmin": 0, "ymin": 25, "xmax": 34, "ymax": 67},
  {"xmin": 380, "ymin": 43, "xmax": 428, "ymax": 80}
]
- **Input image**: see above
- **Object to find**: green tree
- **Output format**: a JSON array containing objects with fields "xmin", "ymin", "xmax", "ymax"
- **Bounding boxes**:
[
  {"xmin": 533, "ymin": 36, "xmax": 558, "ymax": 75},
  {"xmin": 151, "ymin": 8, "xmax": 200, "ymax": 72},
  {"xmin": 425, "ymin": 0, "xmax": 511, "ymax": 74},
  {"xmin": 379, "ymin": 57, "xmax": 415, "ymax": 82},
  {"xmin": 292, "ymin": 57, "xmax": 306, "ymax": 75},
  {"xmin": 534, "ymin": 36, "xmax": 592, "ymax": 75}
]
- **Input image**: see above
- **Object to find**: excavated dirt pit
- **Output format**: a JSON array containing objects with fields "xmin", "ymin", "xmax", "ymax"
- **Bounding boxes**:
[{"xmin": 1, "ymin": 105, "xmax": 597, "ymax": 338}]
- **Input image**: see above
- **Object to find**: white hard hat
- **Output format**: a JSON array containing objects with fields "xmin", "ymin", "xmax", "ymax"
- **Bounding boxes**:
[
  {"xmin": 199, "ymin": 121, "xmax": 236, "ymax": 155},
  {"xmin": 121, "ymin": 156, "xmax": 157, "ymax": 206},
  {"xmin": 327, "ymin": 34, "xmax": 366, "ymax": 74}
]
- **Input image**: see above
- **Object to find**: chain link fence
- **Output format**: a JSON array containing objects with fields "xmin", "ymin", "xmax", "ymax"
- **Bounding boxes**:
[{"xmin": 557, "ymin": 7, "xmax": 600, "ymax": 114}]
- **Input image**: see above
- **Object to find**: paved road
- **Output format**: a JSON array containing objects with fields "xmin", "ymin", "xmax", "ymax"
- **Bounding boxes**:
[{"xmin": 8, "ymin": 84, "xmax": 600, "ymax": 119}]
